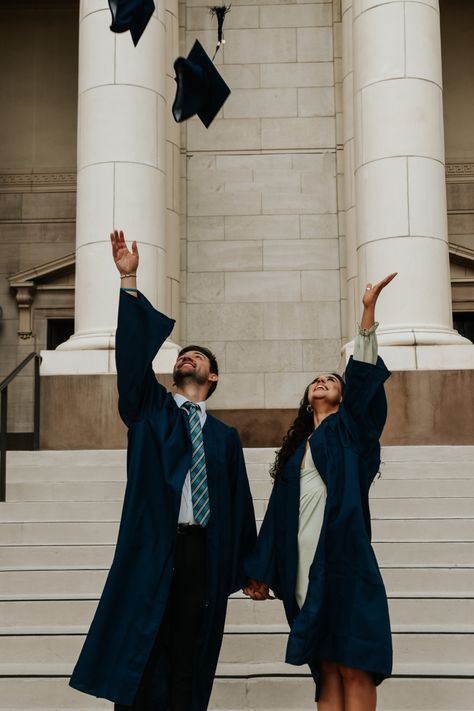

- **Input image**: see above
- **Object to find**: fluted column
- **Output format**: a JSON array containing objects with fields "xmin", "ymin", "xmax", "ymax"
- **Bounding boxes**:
[
  {"xmin": 58, "ymin": 0, "xmax": 176, "ymax": 361},
  {"xmin": 346, "ymin": 0, "xmax": 473, "ymax": 368}
]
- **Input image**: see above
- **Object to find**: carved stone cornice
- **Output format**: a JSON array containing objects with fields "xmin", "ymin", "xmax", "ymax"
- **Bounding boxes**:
[
  {"xmin": 0, "ymin": 172, "xmax": 76, "ymax": 193},
  {"xmin": 445, "ymin": 161, "xmax": 474, "ymax": 183}
]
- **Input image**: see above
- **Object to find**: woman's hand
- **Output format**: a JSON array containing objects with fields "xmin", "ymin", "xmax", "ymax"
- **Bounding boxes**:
[
  {"xmin": 362, "ymin": 272, "xmax": 397, "ymax": 309},
  {"xmin": 110, "ymin": 229, "xmax": 139, "ymax": 275},
  {"xmin": 360, "ymin": 272, "xmax": 397, "ymax": 329},
  {"xmin": 242, "ymin": 578, "xmax": 274, "ymax": 601}
]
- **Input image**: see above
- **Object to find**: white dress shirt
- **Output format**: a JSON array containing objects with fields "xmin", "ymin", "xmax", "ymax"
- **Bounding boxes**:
[{"xmin": 174, "ymin": 393, "xmax": 207, "ymax": 524}]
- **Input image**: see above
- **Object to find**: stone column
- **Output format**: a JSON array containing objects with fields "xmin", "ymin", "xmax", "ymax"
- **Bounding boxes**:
[
  {"xmin": 348, "ymin": 0, "xmax": 474, "ymax": 368},
  {"xmin": 45, "ymin": 0, "xmax": 179, "ymax": 372}
]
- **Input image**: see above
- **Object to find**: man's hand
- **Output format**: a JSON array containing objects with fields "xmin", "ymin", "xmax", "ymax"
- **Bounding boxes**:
[
  {"xmin": 110, "ymin": 229, "xmax": 139, "ymax": 275},
  {"xmin": 242, "ymin": 578, "xmax": 274, "ymax": 601}
]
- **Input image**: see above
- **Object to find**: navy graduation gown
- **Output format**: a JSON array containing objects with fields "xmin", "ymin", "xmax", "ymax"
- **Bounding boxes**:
[
  {"xmin": 245, "ymin": 356, "xmax": 393, "ymax": 693},
  {"xmin": 69, "ymin": 291, "xmax": 257, "ymax": 709}
]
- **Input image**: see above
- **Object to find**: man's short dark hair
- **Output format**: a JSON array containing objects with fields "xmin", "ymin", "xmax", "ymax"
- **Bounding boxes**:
[{"xmin": 178, "ymin": 345, "xmax": 219, "ymax": 398}]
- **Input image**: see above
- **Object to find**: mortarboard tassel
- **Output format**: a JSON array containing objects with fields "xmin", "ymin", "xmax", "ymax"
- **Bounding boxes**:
[{"xmin": 209, "ymin": 5, "xmax": 231, "ymax": 61}]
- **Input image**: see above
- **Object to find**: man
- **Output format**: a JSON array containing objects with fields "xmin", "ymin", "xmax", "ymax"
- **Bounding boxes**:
[{"xmin": 69, "ymin": 230, "xmax": 257, "ymax": 711}]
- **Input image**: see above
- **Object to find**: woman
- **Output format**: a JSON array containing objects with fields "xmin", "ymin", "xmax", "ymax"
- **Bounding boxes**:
[{"xmin": 243, "ymin": 274, "xmax": 397, "ymax": 711}]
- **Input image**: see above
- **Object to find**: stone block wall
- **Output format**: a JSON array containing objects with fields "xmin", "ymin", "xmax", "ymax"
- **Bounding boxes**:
[{"xmin": 181, "ymin": 0, "xmax": 343, "ymax": 410}]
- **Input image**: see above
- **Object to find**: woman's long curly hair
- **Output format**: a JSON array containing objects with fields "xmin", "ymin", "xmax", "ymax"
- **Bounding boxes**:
[{"xmin": 270, "ymin": 373, "xmax": 345, "ymax": 480}]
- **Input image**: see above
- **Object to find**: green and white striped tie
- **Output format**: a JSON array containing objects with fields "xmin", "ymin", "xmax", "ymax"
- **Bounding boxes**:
[{"xmin": 182, "ymin": 401, "xmax": 210, "ymax": 527}]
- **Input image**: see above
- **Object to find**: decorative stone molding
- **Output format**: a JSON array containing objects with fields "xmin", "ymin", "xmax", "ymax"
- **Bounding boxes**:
[
  {"xmin": 8, "ymin": 253, "xmax": 75, "ymax": 339},
  {"xmin": 12, "ymin": 283, "xmax": 35, "ymax": 340},
  {"xmin": 0, "ymin": 172, "xmax": 76, "ymax": 193},
  {"xmin": 445, "ymin": 162, "xmax": 474, "ymax": 183}
]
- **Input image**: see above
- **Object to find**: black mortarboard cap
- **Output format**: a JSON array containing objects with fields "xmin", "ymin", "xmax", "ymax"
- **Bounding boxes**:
[
  {"xmin": 172, "ymin": 40, "xmax": 231, "ymax": 128},
  {"xmin": 108, "ymin": 0, "xmax": 156, "ymax": 46}
]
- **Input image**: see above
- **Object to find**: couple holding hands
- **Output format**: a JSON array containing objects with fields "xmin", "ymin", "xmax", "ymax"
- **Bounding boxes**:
[{"xmin": 70, "ymin": 231, "xmax": 396, "ymax": 711}]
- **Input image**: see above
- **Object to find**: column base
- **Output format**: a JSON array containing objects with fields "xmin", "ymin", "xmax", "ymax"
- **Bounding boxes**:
[
  {"xmin": 342, "ymin": 328, "xmax": 474, "ymax": 369},
  {"xmin": 41, "ymin": 339, "xmax": 181, "ymax": 375}
]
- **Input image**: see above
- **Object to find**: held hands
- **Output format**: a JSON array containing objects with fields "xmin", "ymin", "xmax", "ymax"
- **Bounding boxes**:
[
  {"xmin": 242, "ymin": 578, "xmax": 275, "ymax": 601},
  {"xmin": 110, "ymin": 229, "xmax": 139, "ymax": 276}
]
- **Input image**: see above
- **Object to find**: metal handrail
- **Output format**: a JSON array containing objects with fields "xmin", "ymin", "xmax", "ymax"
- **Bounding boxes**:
[{"xmin": 0, "ymin": 352, "xmax": 41, "ymax": 502}]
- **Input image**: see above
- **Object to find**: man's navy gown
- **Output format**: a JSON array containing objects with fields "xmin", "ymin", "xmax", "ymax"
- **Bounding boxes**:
[
  {"xmin": 245, "ymin": 355, "xmax": 393, "ymax": 695},
  {"xmin": 69, "ymin": 291, "xmax": 257, "ymax": 710}
]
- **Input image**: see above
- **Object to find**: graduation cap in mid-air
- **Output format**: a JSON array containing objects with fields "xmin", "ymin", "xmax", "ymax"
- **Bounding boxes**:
[
  {"xmin": 172, "ymin": 6, "xmax": 231, "ymax": 128},
  {"xmin": 108, "ymin": 0, "xmax": 155, "ymax": 46},
  {"xmin": 172, "ymin": 40, "xmax": 231, "ymax": 128}
]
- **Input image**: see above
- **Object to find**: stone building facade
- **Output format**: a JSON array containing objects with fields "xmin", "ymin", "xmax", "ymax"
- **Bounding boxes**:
[{"xmin": 1, "ymin": 0, "xmax": 473, "ymax": 446}]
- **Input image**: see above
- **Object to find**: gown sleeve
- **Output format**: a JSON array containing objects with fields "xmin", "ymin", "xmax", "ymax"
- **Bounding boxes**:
[
  {"xmin": 115, "ymin": 290, "xmax": 175, "ymax": 426},
  {"xmin": 244, "ymin": 483, "xmax": 280, "ymax": 595},
  {"xmin": 340, "ymin": 322, "xmax": 391, "ymax": 445},
  {"xmin": 227, "ymin": 428, "xmax": 258, "ymax": 594}
]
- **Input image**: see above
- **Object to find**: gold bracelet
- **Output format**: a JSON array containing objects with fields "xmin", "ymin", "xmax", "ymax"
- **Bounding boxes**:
[{"xmin": 120, "ymin": 273, "xmax": 137, "ymax": 279}]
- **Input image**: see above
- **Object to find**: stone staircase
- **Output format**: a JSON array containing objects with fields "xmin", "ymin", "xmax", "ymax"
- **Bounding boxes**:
[{"xmin": 0, "ymin": 446, "xmax": 473, "ymax": 710}]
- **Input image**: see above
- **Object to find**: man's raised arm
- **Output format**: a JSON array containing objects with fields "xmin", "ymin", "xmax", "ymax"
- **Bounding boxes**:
[{"xmin": 111, "ymin": 230, "xmax": 175, "ymax": 425}]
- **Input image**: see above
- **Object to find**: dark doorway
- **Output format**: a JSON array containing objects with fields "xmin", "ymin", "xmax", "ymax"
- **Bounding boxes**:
[
  {"xmin": 47, "ymin": 319, "xmax": 74, "ymax": 350},
  {"xmin": 453, "ymin": 312, "xmax": 474, "ymax": 343}
]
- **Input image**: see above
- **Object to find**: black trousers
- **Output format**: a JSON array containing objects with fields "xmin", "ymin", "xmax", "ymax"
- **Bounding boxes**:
[{"xmin": 115, "ymin": 526, "xmax": 207, "ymax": 711}]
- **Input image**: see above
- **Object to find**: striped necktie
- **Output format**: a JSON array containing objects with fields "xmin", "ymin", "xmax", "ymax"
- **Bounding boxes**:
[{"xmin": 181, "ymin": 401, "xmax": 210, "ymax": 527}]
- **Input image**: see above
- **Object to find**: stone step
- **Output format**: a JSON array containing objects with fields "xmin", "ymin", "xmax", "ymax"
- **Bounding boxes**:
[
  {"xmin": 0, "ymin": 673, "xmax": 473, "ymax": 710},
  {"xmin": 7, "ymin": 477, "xmax": 474, "ymax": 502},
  {"xmin": 0, "ymin": 629, "xmax": 472, "ymax": 667},
  {"xmin": 0, "ymin": 566, "xmax": 473, "ymax": 599},
  {"xmin": 1, "ymin": 596, "xmax": 472, "ymax": 632},
  {"xmin": 2, "ymin": 496, "xmax": 474, "ymax": 523},
  {"xmin": 1, "ymin": 540, "xmax": 473, "ymax": 570},
  {"xmin": 1, "ymin": 516, "xmax": 473, "ymax": 546}
]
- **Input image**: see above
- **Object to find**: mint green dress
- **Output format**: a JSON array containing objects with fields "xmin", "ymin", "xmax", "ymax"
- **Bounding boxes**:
[{"xmin": 295, "ymin": 323, "xmax": 379, "ymax": 608}]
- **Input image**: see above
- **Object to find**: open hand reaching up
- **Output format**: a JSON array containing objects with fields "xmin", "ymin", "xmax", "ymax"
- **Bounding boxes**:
[{"xmin": 110, "ymin": 229, "xmax": 139, "ymax": 276}]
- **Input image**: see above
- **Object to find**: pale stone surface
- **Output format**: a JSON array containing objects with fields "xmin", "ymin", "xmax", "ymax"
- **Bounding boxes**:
[
  {"xmin": 263, "ymin": 301, "xmax": 341, "ymax": 339},
  {"xmin": 186, "ymin": 273, "xmax": 225, "ymax": 303},
  {"xmin": 186, "ymin": 4, "xmax": 259, "ymax": 30},
  {"xmin": 115, "ymin": 17, "xmax": 166, "ymax": 97},
  {"xmin": 353, "ymin": 2, "xmax": 404, "ymax": 91},
  {"xmin": 405, "ymin": 2, "xmax": 443, "ymax": 86},
  {"xmin": 260, "ymin": 3, "xmax": 333, "ymax": 28},
  {"xmin": 224, "ymin": 89, "xmax": 298, "ymax": 119},
  {"xmin": 225, "ymin": 271, "xmax": 301, "ymax": 302},
  {"xmin": 223, "ymin": 29, "xmax": 297, "ymax": 64},
  {"xmin": 225, "ymin": 215, "xmax": 300, "ymax": 240},
  {"xmin": 260, "ymin": 62, "xmax": 334, "ymax": 88},
  {"xmin": 358, "ymin": 237, "xmax": 453, "ymax": 332},
  {"xmin": 262, "ymin": 190, "xmax": 336, "ymax": 215},
  {"xmin": 360, "ymin": 79, "xmax": 444, "ymax": 165},
  {"xmin": 78, "ymin": 86, "xmax": 158, "ymax": 169},
  {"xmin": 220, "ymin": 64, "xmax": 260, "ymax": 89},
  {"xmin": 114, "ymin": 164, "xmax": 167, "ymax": 250},
  {"xmin": 408, "ymin": 158, "xmax": 447, "ymax": 240},
  {"xmin": 188, "ymin": 216, "xmax": 225, "ymax": 241},
  {"xmin": 301, "ymin": 270, "xmax": 341, "ymax": 301},
  {"xmin": 297, "ymin": 27, "xmax": 333, "ymax": 62},
  {"xmin": 78, "ymin": 10, "xmax": 115, "ymax": 93},
  {"xmin": 188, "ymin": 190, "xmax": 261, "ymax": 217},
  {"xmin": 206, "ymin": 373, "xmax": 265, "ymax": 409},
  {"xmin": 75, "ymin": 164, "xmax": 114, "ymax": 249},
  {"xmin": 262, "ymin": 117, "xmax": 336, "ymax": 150},
  {"xmin": 300, "ymin": 213, "xmax": 338, "ymax": 238},
  {"xmin": 187, "ymin": 303, "xmax": 264, "ymax": 341},
  {"xmin": 187, "ymin": 118, "xmax": 261, "ymax": 152},
  {"xmin": 302, "ymin": 338, "xmax": 344, "ymax": 371},
  {"xmin": 298, "ymin": 87, "xmax": 335, "ymax": 117},
  {"xmin": 263, "ymin": 239, "xmax": 339, "ymax": 270},
  {"xmin": 188, "ymin": 241, "xmax": 263, "ymax": 272},
  {"xmin": 225, "ymin": 340, "xmax": 303, "ymax": 373},
  {"xmin": 264, "ymin": 371, "xmax": 318, "ymax": 408},
  {"xmin": 356, "ymin": 157, "xmax": 409, "ymax": 242}
]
